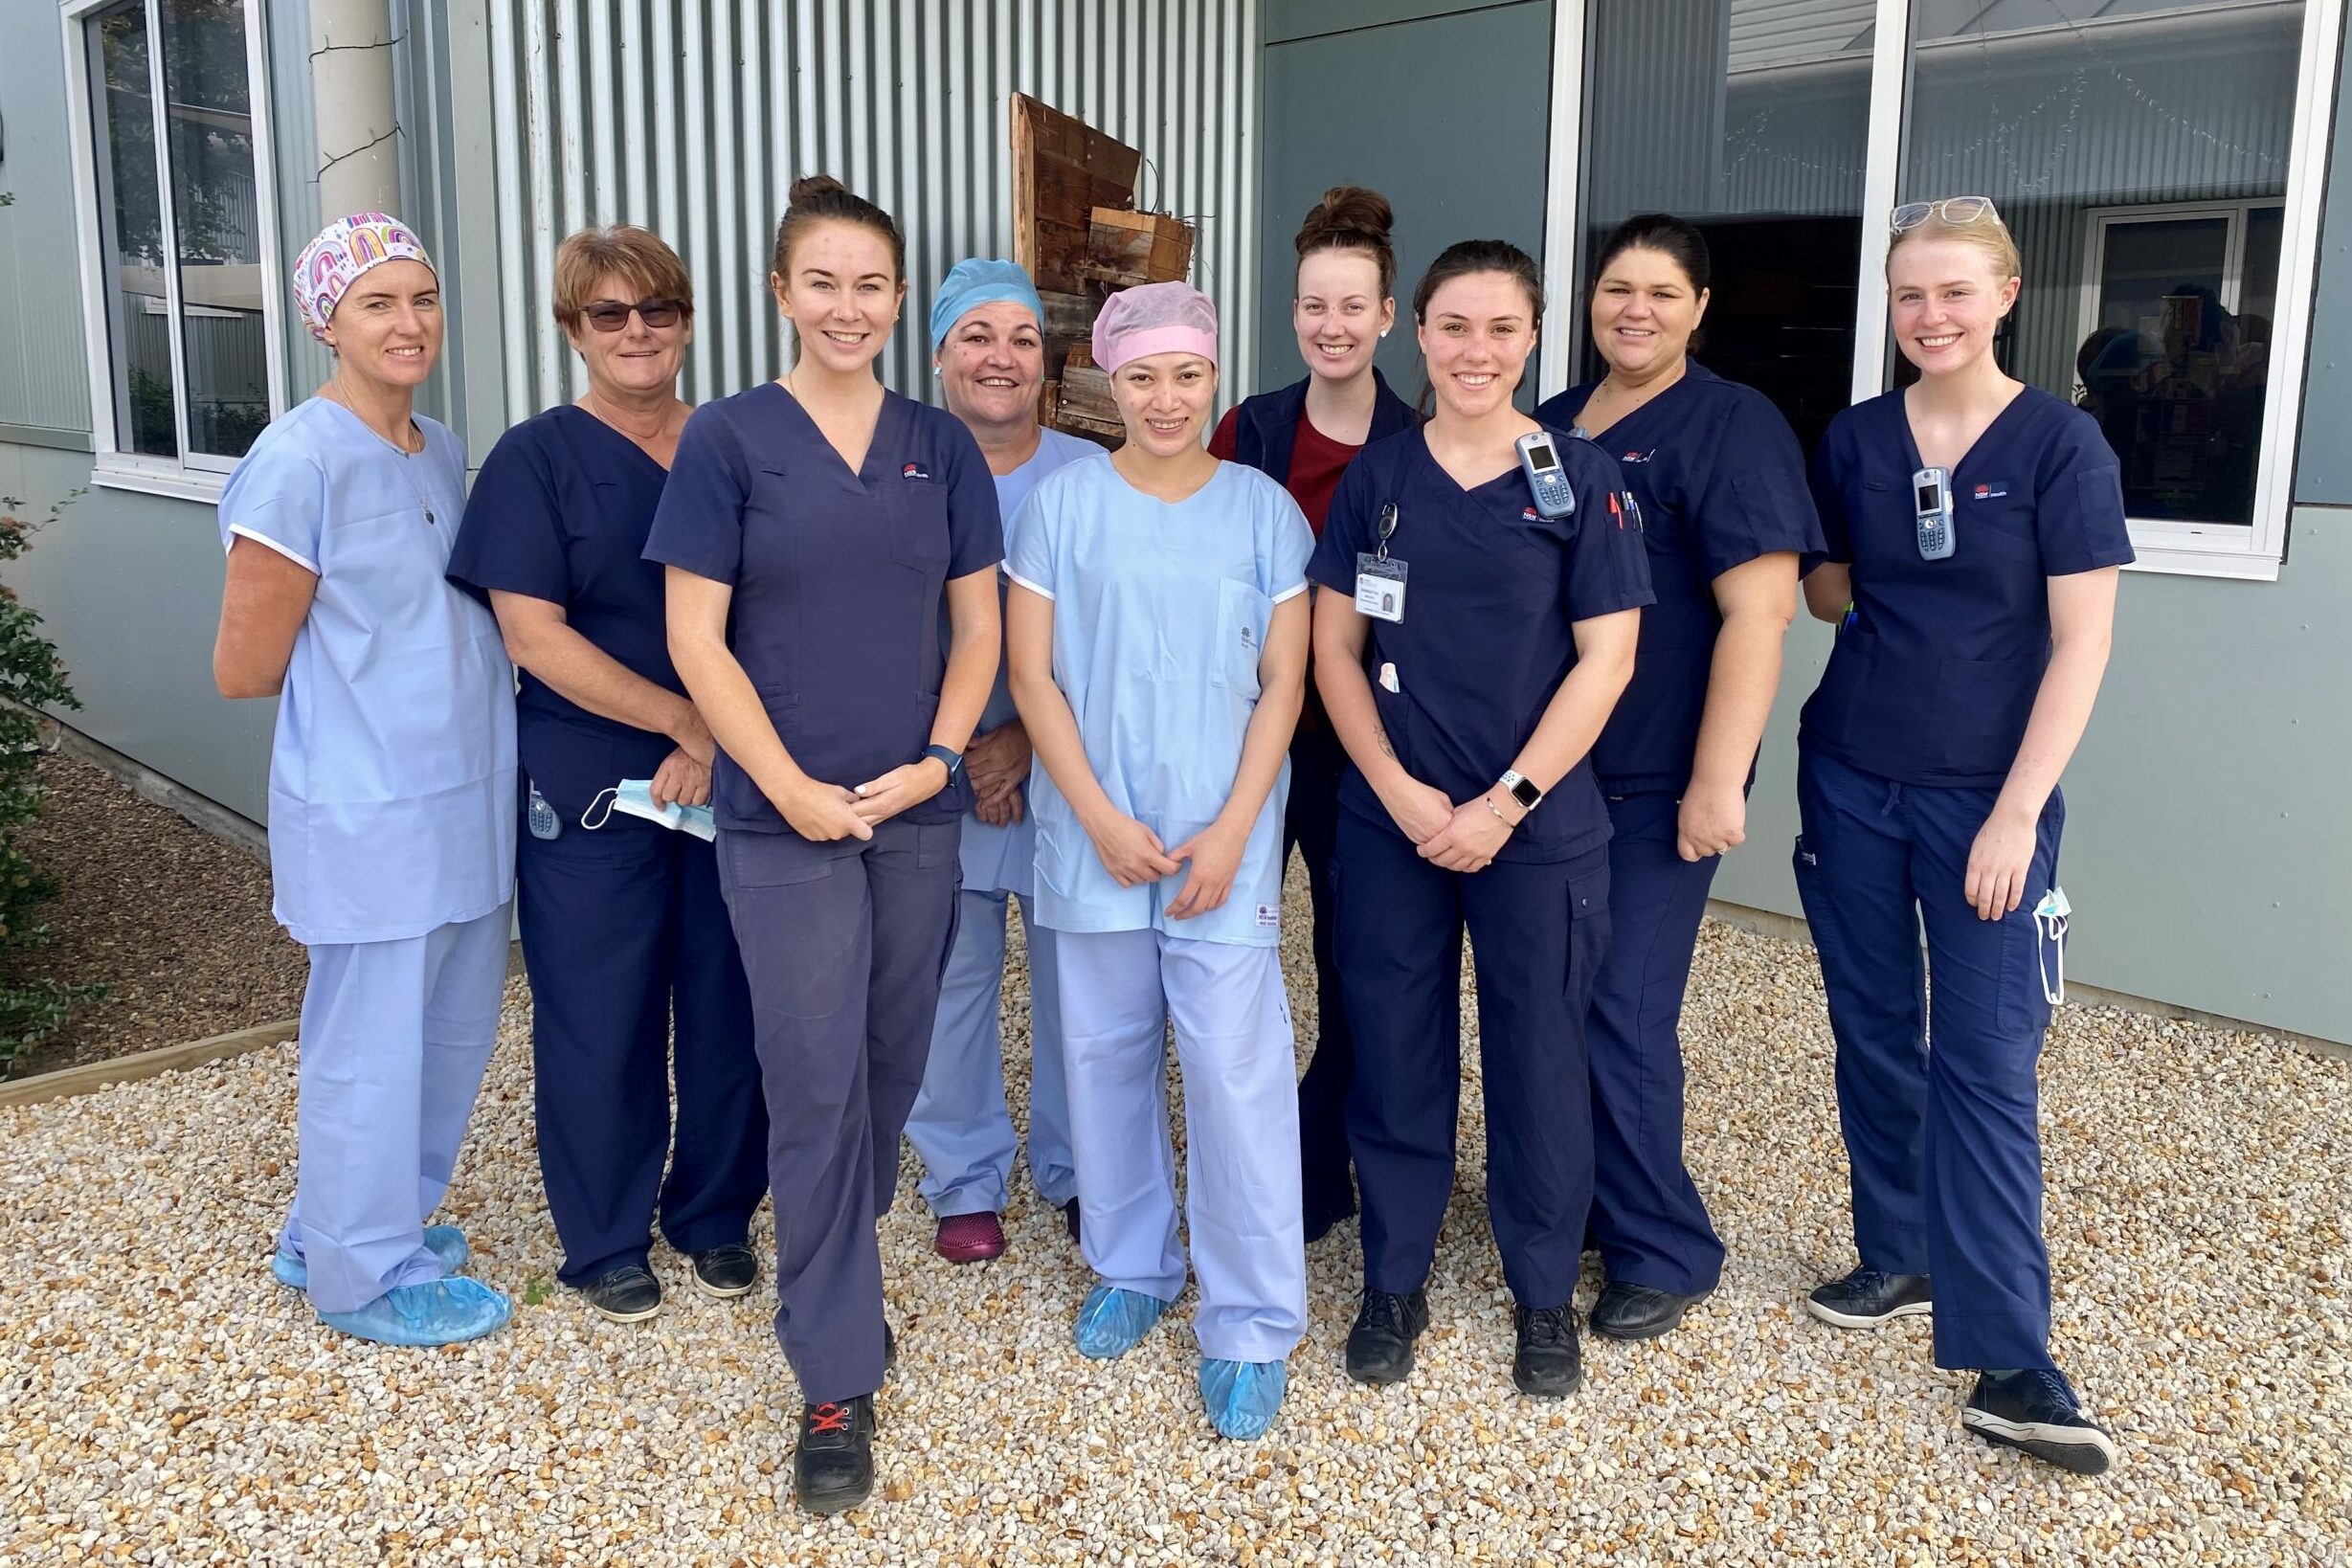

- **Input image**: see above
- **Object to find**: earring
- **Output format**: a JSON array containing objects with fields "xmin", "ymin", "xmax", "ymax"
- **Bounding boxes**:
[{"xmin": 1379, "ymin": 328, "xmax": 1390, "ymax": 339}]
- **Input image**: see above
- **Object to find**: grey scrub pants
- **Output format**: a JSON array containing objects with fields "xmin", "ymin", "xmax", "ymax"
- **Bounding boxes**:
[{"xmin": 716, "ymin": 815, "xmax": 961, "ymax": 1404}]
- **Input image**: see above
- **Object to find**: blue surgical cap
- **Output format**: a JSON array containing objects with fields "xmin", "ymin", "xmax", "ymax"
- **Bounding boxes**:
[{"xmin": 930, "ymin": 258, "xmax": 1045, "ymax": 347}]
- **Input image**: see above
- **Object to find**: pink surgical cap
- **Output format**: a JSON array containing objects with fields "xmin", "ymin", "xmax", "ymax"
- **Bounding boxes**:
[{"xmin": 1090, "ymin": 281, "xmax": 1219, "ymax": 375}]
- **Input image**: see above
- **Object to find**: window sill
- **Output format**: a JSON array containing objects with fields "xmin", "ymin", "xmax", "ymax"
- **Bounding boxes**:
[
  {"xmin": 2122, "ymin": 536, "xmax": 2282, "ymax": 583},
  {"xmin": 89, "ymin": 461, "xmax": 229, "ymax": 506}
]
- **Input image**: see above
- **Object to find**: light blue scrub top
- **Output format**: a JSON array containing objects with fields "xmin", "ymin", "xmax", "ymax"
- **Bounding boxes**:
[
  {"xmin": 219, "ymin": 396, "xmax": 518, "ymax": 947},
  {"xmin": 958, "ymin": 427, "xmax": 1104, "ymax": 895},
  {"xmin": 1003, "ymin": 459, "xmax": 1313, "ymax": 948}
]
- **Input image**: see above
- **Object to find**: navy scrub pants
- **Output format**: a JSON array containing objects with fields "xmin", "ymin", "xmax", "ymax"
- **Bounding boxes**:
[
  {"xmin": 519, "ymin": 806, "xmax": 768, "ymax": 1288},
  {"xmin": 717, "ymin": 816, "xmax": 961, "ymax": 1404},
  {"xmin": 1334, "ymin": 808, "xmax": 1611, "ymax": 1310},
  {"xmin": 1585, "ymin": 790, "xmax": 1727, "ymax": 1298},
  {"xmin": 1284, "ymin": 722, "xmax": 1355, "ymax": 1222},
  {"xmin": 1793, "ymin": 747, "xmax": 2063, "ymax": 1373}
]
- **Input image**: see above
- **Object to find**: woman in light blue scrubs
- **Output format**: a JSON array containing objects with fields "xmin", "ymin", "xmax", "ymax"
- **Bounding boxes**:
[
  {"xmin": 1005, "ymin": 281, "xmax": 1314, "ymax": 1442},
  {"xmin": 1799, "ymin": 198, "xmax": 2131, "ymax": 1475},
  {"xmin": 903, "ymin": 258, "xmax": 1099, "ymax": 1266},
  {"xmin": 213, "ymin": 213, "xmax": 515, "ymax": 1348}
]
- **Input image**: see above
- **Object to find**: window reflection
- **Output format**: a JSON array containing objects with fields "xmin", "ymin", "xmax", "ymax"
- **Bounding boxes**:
[{"xmin": 1904, "ymin": 0, "xmax": 2301, "ymax": 526}]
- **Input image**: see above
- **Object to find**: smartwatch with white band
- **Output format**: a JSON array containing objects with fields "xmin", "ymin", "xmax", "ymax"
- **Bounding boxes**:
[{"xmin": 1500, "ymin": 769, "xmax": 1542, "ymax": 813}]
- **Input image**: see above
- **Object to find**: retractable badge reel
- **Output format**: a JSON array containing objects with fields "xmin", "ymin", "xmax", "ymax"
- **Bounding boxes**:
[{"xmin": 1356, "ymin": 502, "xmax": 1407, "ymax": 623}]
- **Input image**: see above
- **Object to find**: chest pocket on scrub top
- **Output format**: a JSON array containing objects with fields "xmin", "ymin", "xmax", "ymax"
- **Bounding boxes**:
[{"xmin": 1213, "ymin": 577, "xmax": 1270, "ymax": 700}]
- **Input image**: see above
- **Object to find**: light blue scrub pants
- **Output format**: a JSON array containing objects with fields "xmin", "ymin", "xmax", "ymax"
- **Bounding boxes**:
[
  {"xmin": 1057, "ymin": 928, "xmax": 1306, "ymax": 1364},
  {"xmin": 906, "ymin": 888, "xmax": 1076, "ymax": 1218},
  {"xmin": 277, "ymin": 905, "xmax": 511, "ymax": 1314}
]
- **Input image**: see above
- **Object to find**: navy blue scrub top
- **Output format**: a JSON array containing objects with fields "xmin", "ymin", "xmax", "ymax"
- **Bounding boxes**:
[
  {"xmin": 1803, "ymin": 386, "xmax": 2133, "ymax": 789},
  {"xmin": 1535, "ymin": 361, "xmax": 1824, "ymax": 795},
  {"xmin": 1307, "ymin": 426, "xmax": 1654, "ymax": 864},
  {"xmin": 446, "ymin": 404, "xmax": 681, "ymax": 819},
  {"xmin": 642, "ymin": 382, "xmax": 1003, "ymax": 835}
]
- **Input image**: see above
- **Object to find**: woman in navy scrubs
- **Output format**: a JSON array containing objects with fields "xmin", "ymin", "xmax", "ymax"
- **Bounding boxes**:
[
  {"xmin": 646, "ymin": 176, "xmax": 1002, "ymax": 1515},
  {"xmin": 1533, "ymin": 215, "xmax": 1822, "ymax": 1342},
  {"xmin": 448, "ymin": 225, "xmax": 766, "ymax": 1328},
  {"xmin": 1209, "ymin": 186, "xmax": 1418, "ymax": 1243},
  {"xmin": 1310, "ymin": 240, "xmax": 1650, "ymax": 1400},
  {"xmin": 1799, "ymin": 198, "xmax": 2131, "ymax": 1475}
]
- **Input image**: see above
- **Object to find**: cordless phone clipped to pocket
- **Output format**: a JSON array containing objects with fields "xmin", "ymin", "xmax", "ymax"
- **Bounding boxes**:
[
  {"xmin": 1913, "ymin": 465, "xmax": 1956, "ymax": 560},
  {"xmin": 1516, "ymin": 431, "xmax": 1578, "ymax": 519}
]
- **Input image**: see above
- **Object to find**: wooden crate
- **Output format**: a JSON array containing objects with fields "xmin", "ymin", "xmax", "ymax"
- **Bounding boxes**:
[
  {"xmin": 1056, "ymin": 347, "xmax": 1119, "ymax": 427},
  {"xmin": 1086, "ymin": 206, "xmax": 1194, "ymax": 285}
]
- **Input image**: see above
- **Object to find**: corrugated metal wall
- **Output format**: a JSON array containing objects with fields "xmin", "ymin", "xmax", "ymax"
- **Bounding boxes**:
[{"xmin": 481, "ymin": 0, "xmax": 1261, "ymax": 418}]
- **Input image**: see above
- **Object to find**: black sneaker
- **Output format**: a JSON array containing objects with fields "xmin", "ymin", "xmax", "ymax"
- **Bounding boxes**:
[
  {"xmin": 792, "ymin": 1394, "xmax": 877, "ymax": 1514},
  {"xmin": 1803, "ymin": 1267, "xmax": 1932, "ymax": 1329},
  {"xmin": 579, "ymin": 1265, "xmax": 661, "ymax": 1324},
  {"xmin": 1590, "ymin": 1281, "xmax": 1710, "ymax": 1341},
  {"xmin": 1962, "ymin": 1369, "xmax": 2117, "ymax": 1475},
  {"xmin": 690, "ymin": 1243, "xmax": 759, "ymax": 1299},
  {"xmin": 1344, "ymin": 1288, "xmax": 1429, "ymax": 1385},
  {"xmin": 1512, "ymin": 1304, "xmax": 1583, "ymax": 1398}
]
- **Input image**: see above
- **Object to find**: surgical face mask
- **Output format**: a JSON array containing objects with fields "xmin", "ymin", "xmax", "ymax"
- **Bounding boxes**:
[
  {"xmin": 2032, "ymin": 885, "xmax": 2071, "ymax": 1006},
  {"xmin": 583, "ymin": 779, "xmax": 717, "ymax": 840}
]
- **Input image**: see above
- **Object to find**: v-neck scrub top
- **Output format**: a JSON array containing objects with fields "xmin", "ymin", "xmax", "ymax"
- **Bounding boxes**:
[
  {"xmin": 642, "ymin": 383, "xmax": 1004, "ymax": 835},
  {"xmin": 1003, "ymin": 459, "xmax": 1314, "ymax": 947},
  {"xmin": 1535, "ymin": 361, "xmax": 1824, "ymax": 795},
  {"xmin": 218, "ymin": 396, "xmax": 518, "ymax": 946},
  {"xmin": 1803, "ymin": 387, "xmax": 2134, "ymax": 788},
  {"xmin": 1306, "ymin": 427, "xmax": 1654, "ymax": 864},
  {"xmin": 446, "ymin": 404, "xmax": 683, "ymax": 818}
]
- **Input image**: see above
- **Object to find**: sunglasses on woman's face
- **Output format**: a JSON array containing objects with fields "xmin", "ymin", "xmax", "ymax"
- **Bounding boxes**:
[{"xmin": 581, "ymin": 297, "xmax": 687, "ymax": 332}]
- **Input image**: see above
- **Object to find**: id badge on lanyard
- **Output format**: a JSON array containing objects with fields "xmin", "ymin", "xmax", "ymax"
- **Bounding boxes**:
[{"xmin": 1355, "ymin": 501, "xmax": 1407, "ymax": 623}]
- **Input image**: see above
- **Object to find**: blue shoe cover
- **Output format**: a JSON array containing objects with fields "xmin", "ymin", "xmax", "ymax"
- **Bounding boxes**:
[
  {"xmin": 1072, "ymin": 1285, "xmax": 1171, "ymax": 1359},
  {"xmin": 317, "ymin": 1276, "xmax": 512, "ymax": 1347},
  {"xmin": 273, "ymin": 1225, "xmax": 468, "ymax": 1290},
  {"xmin": 1199, "ymin": 1357, "xmax": 1288, "ymax": 1441}
]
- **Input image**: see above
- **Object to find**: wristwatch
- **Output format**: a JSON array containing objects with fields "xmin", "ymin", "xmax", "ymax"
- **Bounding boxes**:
[
  {"xmin": 1500, "ymin": 770, "xmax": 1543, "ymax": 813},
  {"xmin": 921, "ymin": 743, "xmax": 965, "ymax": 784}
]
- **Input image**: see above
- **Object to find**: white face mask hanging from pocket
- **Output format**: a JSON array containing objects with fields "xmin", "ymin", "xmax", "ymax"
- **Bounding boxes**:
[
  {"xmin": 2032, "ymin": 886, "xmax": 2072, "ymax": 1006},
  {"xmin": 582, "ymin": 780, "xmax": 718, "ymax": 841}
]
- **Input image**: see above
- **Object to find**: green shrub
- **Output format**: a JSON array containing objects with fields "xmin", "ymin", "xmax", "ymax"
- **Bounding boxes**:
[{"xmin": 0, "ymin": 495, "xmax": 102, "ymax": 1074}]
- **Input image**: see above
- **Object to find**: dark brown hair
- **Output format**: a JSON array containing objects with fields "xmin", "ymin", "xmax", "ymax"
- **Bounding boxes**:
[
  {"xmin": 1592, "ymin": 213, "xmax": 1711, "ymax": 298},
  {"xmin": 1295, "ymin": 185, "xmax": 1397, "ymax": 298},
  {"xmin": 771, "ymin": 173, "xmax": 906, "ymax": 282},
  {"xmin": 1411, "ymin": 237, "xmax": 1544, "ymax": 325}
]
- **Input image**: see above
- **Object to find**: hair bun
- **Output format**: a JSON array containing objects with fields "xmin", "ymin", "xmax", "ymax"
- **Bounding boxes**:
[
  {"xmin": 790, "ymin": 173, "xmax": 849, "ymax": 205},
  {"xmin": 1302, "ymin": 185, "xmax": 1394, "ymax": 250}
]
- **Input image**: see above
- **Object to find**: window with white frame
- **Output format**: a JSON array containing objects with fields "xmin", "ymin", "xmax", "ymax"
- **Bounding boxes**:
[
  {"xmin": 67, "ymin": 0, "xmax": 279, "ymax": 484},
  {"xmin": 1549, "ymin": 0, "xmax": 2335, "ymax": 579},
  {"xmin": 1898, "ymin": 0, "xmax": 2317, "ymax": 575}
]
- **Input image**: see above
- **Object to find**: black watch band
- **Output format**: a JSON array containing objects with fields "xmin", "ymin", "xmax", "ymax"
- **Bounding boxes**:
[{"xmin": 922, "ymin": 744, "xmax": 964, "ymax": 784}]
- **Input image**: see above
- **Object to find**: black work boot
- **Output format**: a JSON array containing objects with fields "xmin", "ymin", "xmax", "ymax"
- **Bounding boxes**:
[
  {"xmin": 1511, "ymin": 1303, "xmax": 1583, "ymax": 1398},
  {"xmin": 792, "ymin": 1394, "xmax": 877, "ymax": 1514},
  {"xmin": 1344, "ymin": 1288, "xmax": 1430, "ymax": 1385}
]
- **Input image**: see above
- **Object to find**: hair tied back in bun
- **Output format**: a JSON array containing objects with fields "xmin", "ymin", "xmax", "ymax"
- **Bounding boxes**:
[{"xmin": 1295, "ymin": 184, "xmax": 1398, "ymax": 299}]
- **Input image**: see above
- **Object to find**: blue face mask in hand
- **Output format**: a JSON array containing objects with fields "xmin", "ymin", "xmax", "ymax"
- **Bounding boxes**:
[{"xmin": 582, "ymin": 780, "xmax": 717, "ymax": 841}]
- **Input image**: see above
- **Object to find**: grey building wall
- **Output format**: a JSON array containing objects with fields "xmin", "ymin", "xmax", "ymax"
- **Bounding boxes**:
[
  {"xmin": 1708, "ymin": 19, "xmax": 2352, "ymax": 1048},
  {"xmin": 1255, "ymin": 0, "xmax": 1555, "ymax": 407},
  {"xmin": 1258, "ymin": 0, "xmax": 2352, "ymax": 1044}
]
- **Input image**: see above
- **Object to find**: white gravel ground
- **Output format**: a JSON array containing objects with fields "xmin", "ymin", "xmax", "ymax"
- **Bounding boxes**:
[{"xmin": 4, "ymin": 872, "xmax": 2346, "ymax": 1567}]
